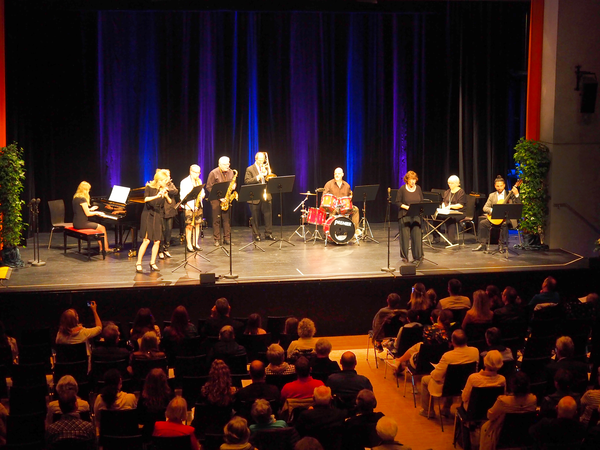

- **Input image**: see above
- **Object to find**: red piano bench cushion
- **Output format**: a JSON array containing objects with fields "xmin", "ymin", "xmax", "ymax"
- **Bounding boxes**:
[
  {"xmin": 64, "ymin": 226, "xmax": 101, "ymax": 235},
  {"xmin": 64, "ymin": 227, "xmax": 106, "ymax": 260}
]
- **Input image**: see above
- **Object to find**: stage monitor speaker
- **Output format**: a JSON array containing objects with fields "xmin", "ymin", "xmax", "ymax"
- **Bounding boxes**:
[
  {"xmin": 200, "ymin": 273, "xmax": 216, "ymax": 284},
  {"xmin": 581, "ymin": 80, "xmax": 597, "ymax": 113},
  {"xmin": 400, "ymin": 265, "xmax": 416, "ymax": 276}
]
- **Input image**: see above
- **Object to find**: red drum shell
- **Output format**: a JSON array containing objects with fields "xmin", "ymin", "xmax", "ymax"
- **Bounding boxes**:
[
  {"xmin": 320, "ymin": 193, "xmax": 336, "ymax": 214},
  {"xmin": 307, "ymin": 207, "xmax": 326, "ymax": 225},
  {"xmin": 338, "ymin": 196, "xmax": 353, "ymax": 215}
]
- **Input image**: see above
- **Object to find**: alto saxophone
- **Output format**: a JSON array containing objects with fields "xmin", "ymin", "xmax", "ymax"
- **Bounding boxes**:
[{"xmin": 221, "ymin": 169, "xmax": 238, "ymax": 211}]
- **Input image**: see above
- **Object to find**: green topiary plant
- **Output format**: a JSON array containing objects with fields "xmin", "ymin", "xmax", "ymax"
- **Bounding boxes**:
[
  {"xmin": 0, "ymin": 142, "xmax": 26, "ymax": 254},
  {"xmin": 513, "ymin": 137, "xmax": 550, "ymax": 240}
]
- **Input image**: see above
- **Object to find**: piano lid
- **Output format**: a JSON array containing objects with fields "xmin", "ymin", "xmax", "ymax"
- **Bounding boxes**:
[{"xmin": 128, "ymin": 186, "xmax": 146, "ymax": 203}]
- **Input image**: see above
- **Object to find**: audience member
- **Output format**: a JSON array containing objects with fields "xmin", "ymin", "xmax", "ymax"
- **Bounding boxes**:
[
  {"xmin": 47, "ymin": 375, "xmax": 91, "ymax": 426},
  {"xmin": 420, "ymin": 330, "xmax": 479, "ymax": 418},
  {"xmin": 326, "ymin": 351, "xmax": 373, "ymax": 400},
  {"xmin": 310, "ymin": 338, "xmax": 341, "ymax": 376},
  {"xmin": 295, "ymin": 386, "xmax": 347, "ymax": 437},
  {"xmin": 201, "ymin": 359, "xmax": 237, "ymax": 407},
  {"xmin": 128, "ymin": 331, "xmax": 166, "ymax": 377},
  {"xmin": 294, "ymin": 437, "xmax": 323, "ymax": 450},
  {"xmin": 530, "ymin": 396, "xmax": 586, "ymax": 448},
  {"xmin": 0, "ymin": 320, "xmax": 18, "ymax": 365},
  {"xmin": 202, "ymin": 297, "xmax": 244, "ymax": 337},
  {"xmin": 436, "ymin": 279, "xmax": 471, "ymax": 310},
  {"xmin": 546, "ymin": 335, "xmax": 589, "ymax": 394},
  {"xmin": 372, "ymin": 293, "xmax": 403, "ymax": 350},
  {"xmin": 461, "ymin": 350, "xmax": 506, "ymax": 410},
  {"xmin": 265, "ymin": 343, "xmax": 295, "ymax": 375},
  {"xmin": 479, "ymin": 327, "xmax": 514, "ymax": 364},
  {"xmin": 372, "ymin": 416, "xmax": 412, "ymax": 450},
  {"xmin": 91, "ymin": 322, "xmax": 130, "ymax": 362},
  {"xmin": 281, "ymin": 356, "xmax": 324, "ymax": 401},
  {"xmin": 45, "ymin": 390, "xmax": 96, "ymax": 449},
  {"xmin": 344, "ymin": 389, "xmax": 385, "ymax": 450},
  {"xmin": 425, "ymin": 289, "xmax": 438, "ymax": 312},
  {"xmin": 244, "ymin": 313, "xmax": 267, "ymax": 335},
  {"xmin": 528, "ymin": 276, "xmax": 560, "ymax": 309},
  {"xmin": 163, "ymin": 305, "xmax": 197, "ymax": 344},
  {"xmin": 408, "ymin": 283, "xmax": 433, "ymax": 325},
  {"xmin": 93, "ymin": 369, "xmax": 137, "ymax": 429},
  {"xmin": 153, "ymin": 396, "xmax": 200, "ymax": 450},
  {"xmin": 287, "ymin": 318, "xmax": 318, "ymax": 359},
  {"xmin": 235, "ymin": 360, "xmax": 281, "ymax": 412},
  {"xmin": 208, "ymin": 325, "xmax": 247, "ymax": 364},
  {"xmin": 385, "ymin": 310, "xmax": 423, "ymax": 356},
  {"xmin": 130, "ymin": 307, "xmax": 161, "ymax": 349},
  {"xmin": 492, "ymin": 286, "xmax": 525, "ymax": 325},
  {"xmin": 580, "ymin": 367, "xmax": 600, "ymax": 426},
  {"xmin": 539, "ymin": 368, "xmax": 581, "ymax": 418},
  {"xmin": 56, "ymin": 301, "xmax": 102, "ymax": 357},
  {"xmin": 279, "ymin": 317, "xmax": 300, "ymax": 352},
  {"xmin": 221, "ymin": 417, "xmax": 256, "ymax": 450},
  {"xmin": 486, "ymin": 285, "xmax": 503, "ymax": 311},
  {"xmin": 479, "ymin": 372, "xmax": 537, "ymax": 450},
  {"xmin": 138, "ymin": 368, "xmax": 173, "ymax": 438},
  {"xmin": 462, "ymin": 290, "xmax": 493, "ymax": 329},
  {"xmin": 248, "ymin": 399, "xmax": 288, "ymax": 433}
]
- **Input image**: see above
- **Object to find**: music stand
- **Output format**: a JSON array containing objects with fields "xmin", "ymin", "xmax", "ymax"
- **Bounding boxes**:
[
  {"xmin": 405, "ymin": 202, "xmax": 439, "ymax": 267},
  {"xmin": 238, "ymin": 184, "xmax": 265, "ymax": 252},
  {"xmin": 354, "ymin": 184, "xmax": 380, "ymax": 244},
  {"xmin": 207, "ymin": 181, "xmax": 232, "ymax": 257},
  {"xmin": 267, "ymin": 175, "xmax": 296, "ymax": 250},
  {"xmin": 172, "ymin": 184, "xmax": 209, "ymax": 273},
  {"xmin": 487, "ymin": 203, "xmax": 523, "ymax": 259}
]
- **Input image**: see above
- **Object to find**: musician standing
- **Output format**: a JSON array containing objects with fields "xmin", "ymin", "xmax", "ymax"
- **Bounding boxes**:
[
  {"xmin": 323, "ymin": 167, "xmax": 360, "ymax": 231},
  {"xmin": 157, "ymin": 169, "xmax": 179, "ymax": 259},
  {"xmin": 136, "ymin": 170, "xmax": 171, "ymax": 273},
  {"xmin": 179, "ymin": 164, "xmax": 204, "ymax": 252},
  {"xmin": 206, "ymin": 156, "xmax": 236, "ymax": 246},
  {"xmin": 472, "ymin": 175, "xmax": 520, "ymax": 252},
  {"xmin": 395, "ymin": 170, "xmax": 423, "ymax": 264},
  {"xmin": 244, "ymin": 152, "xmax": 274, "ymax": 242}
]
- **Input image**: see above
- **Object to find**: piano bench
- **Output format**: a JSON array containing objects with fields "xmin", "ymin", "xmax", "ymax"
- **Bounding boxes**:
[{"xmin": 63, "ymin": 226, "xmax": 106, "ymax": 261}]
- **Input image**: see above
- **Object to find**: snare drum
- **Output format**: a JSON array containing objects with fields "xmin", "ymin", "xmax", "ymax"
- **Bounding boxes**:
[
  {"xmin": 320, "ymin": 193, "xmax": 336, "ymax": 214},
  {"xmin": 323, "ymin": 215, "xmax": 355, "ymax": 245},
  {"xmin": 338, "ymin": 196, "xmax": 353, "ymax": 215},
  {"xmin": 307, "ymin": 207, "xmax": 326, "ymax": 225}
]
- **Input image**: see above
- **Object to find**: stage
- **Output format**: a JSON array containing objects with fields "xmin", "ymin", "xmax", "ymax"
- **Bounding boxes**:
[{"xmin": 0, "ymin": 223, "xmax": 594, "ymax": 338}]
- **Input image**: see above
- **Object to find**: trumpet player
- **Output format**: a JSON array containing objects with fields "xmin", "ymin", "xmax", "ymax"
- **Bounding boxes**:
[
  {"xmin": 180, "ymin": 164, "xmax": 204, "ymax": 252},
  {"xmin": 244, "ymin": 152, "xmax": 274, "ymax": 242},
  {"xmin": 206, "ymin": 156, "xmax": 236, "ymax": 246}
]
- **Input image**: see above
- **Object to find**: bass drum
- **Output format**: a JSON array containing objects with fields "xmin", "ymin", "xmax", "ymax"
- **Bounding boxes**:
[{"xmin": 323, "ymin": 215, "xmax": 355, "ymax": 245}]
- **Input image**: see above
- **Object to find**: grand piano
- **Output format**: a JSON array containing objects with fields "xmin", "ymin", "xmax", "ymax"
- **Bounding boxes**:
[{"xmin": 92, "ymin": 185, "xmax": 145, "ymax": 256}]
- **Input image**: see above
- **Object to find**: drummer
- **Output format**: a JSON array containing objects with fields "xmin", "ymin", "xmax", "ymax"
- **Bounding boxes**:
[{"xmin": 322, "ymin": 167, "xmax": 360, "ymax": 232}]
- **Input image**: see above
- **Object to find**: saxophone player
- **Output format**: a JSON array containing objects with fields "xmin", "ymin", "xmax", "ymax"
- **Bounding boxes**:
[
  {"xmin": 244, "ymin": 152, "xmax": 274, "ymax": 242},
  {"xmin": 206, "ymin": 156, "xmax": 236, "ymax": 246},
  {"xmin": 180, "ymin": 164, "xmax": 204, "ymax": 252}
]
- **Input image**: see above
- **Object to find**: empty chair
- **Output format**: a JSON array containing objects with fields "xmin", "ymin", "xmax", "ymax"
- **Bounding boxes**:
[
  {"xmin": 454, "ymin": 386, "xmax": 505, "ymax": 450},
  {"xmin": 267, "ymin": 316, "xmax": 293, "ymax": 344},
  {"xmin": 237, "ymin": 333, "xmax": 272, "ymax": 363},
  {"xmin": 9, "ymin": 384, "xmax": 48, "ymax": 415},
  {"xmin": 99, "ymin": 408, "xmax": 142, "ymax": 448},
  {"xmin": 5, "ymin": 411, "xmax": 46, "ymax": 447},
  {"xmin": 174, "ymin": 354, "xmax": 208, "ymax": 379},
  {"xmin": 11, "ymin": 362, "xmax": 47, "ymax": 388},
  {"xmin": 48, "ymin": 199, "xmax": 73, "ymax": 249},
  {"xmin": 458, "ymin": 194, "xmax": 478, "ymax": 244}
]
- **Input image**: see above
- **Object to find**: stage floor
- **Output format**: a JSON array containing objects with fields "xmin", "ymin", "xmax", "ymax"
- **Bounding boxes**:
[{"xmin": 5, "ymin": 223, "xmax": 585, "ymax": 292}]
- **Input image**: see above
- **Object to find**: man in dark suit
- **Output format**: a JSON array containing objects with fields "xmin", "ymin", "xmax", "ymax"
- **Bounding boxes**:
[
  {"xmin": 546, "ymin": 336, "xmax": 589, "ymax": 395},
  {"xmin": 235, "ymin": 360, "xmax": 281, "ymax": 415},
  {"xmin": 326, "ymin": 352, "xmax": 373, "ymax": 407},
  {"xmin": 295, "ymin": 385, "xmax": 347, "ymax": 437},
  {"xmin": 244, "ymin": 152, "xmax": 273, "ymax": 242}
]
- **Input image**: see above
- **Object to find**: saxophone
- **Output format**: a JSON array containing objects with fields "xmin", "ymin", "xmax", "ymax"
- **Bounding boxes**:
[{"xmin": 221, "ymin": 169, "xmax": 238, "ymax": 211}]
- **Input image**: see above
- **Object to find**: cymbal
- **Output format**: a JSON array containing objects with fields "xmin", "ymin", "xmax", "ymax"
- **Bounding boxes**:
[{"xmin": 300, "ymin": 192, "xmax": 317, "ymax": 196}]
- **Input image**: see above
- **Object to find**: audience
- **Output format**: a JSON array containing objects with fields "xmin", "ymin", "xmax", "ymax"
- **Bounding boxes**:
[
  {"xmin": 281, "ymin": 356, "xmax": 324, "ymax": 401},
  {"xmin": 492, "ymin": 286, "xmax": 525, "ymax": 325},
  {"xmin": 425, "ymin": 288, "xmax": 438, "ymax": 312},
  {"xmin": 372, "ymin": 416, "xmax": 412, "ymax": 450},
  {"xmin": 46, "ymin": 390, "xmax": 96, "ymax": 449},
  {"xmin": 530, "ymin": 395, "xmax": 586, "ymax": 448},
  {"xmin": 56, "ymin": 301, "xmax": 102, "ymax": 356},
  {"xmin": 580, "ymin": 367, "xmax": 600, "ymax": 426},
  {"xmin": 91, "ymin": 322, "xmax": 130, "ymax": 362},
  {"xmin": 202, "ymin": 297, "xmax": 244, "ymax": 337},
  {"xmin": 93, "ymin": 369, "xmax": 137, "ymax": 429},
  {"xmin": 138, "ymin": 368, "xmax": 173, "ymax": 438},
  {"xmin": 462, "ymin": 290, "xmax": 493, "ymax": 329},
  {"xmin": 479, "ymin": 372, "xmax": 537, "ymax": 450},
  {"xmin": 539, "ymin": 368, "xmax": 581, "ymax": 419},
  {"xmin": 245, "ymin": 313, "xmax": 267, "ymax": 335},
  {"xmin": 326, "ymin": 351, "xmax": 373, "ymax": 401},
  {"xmin": 201, "ymin": 359, "xmax": 237, "ymax": 407},
  {"xmin": 295, "ymin": 386, "xmax": 347, "ymax": 437},
  {"xmin": 130, "ymin": 307, "xmax": 161, "ymax": 348},
  {"xmin": 208, "ymin": 325, "xmax": 247, "ymax": 364},
  {"xmin": 479, "ymin": 327, "xmax": 514, "ymax": 363},
  {"xmin": 46, "ymin": 375, "xmax": 91, "ymax": 426},
  {"xmin": 128, "ymin": 331, "xmax": 166, "ymax": 377},
  {"xmin": 371, "ymin": 293, "xmax": 403, "ymax": 351},
  {"xmin": 265, "ymin": 343, "xmax": 296, "ymax": 375},
  {"xmin": 221, "ymin": 417, "xmax": 256, "ymax": 450},
  {"xmin": 528, "ymin": 275, "xmax": 560, "ymax": 308},
  {"xmin": 310, "ymin": 338, "xmax": 341, "ymax": 377},
  {"xmin": 153, "ymin": 396, "xmax": 200, "ymax": 450},
  {"xmin": 420, "ymin": 330, "xmax": 479, "ymax": 418},
  {"xmin": 408, "ymin": 283, "xmax": 433, "ymax": 325},
  {"xmin": 486, "ymin": 285, "xmax": 503, "ymax": 311},
  {"xmin": 235, "ymin": 360, "xmax": 281, "ymax": 413},
  {"xmin": 279, "ymin": 317, "xmax": 300, "ymax": 352},
  {"xmin": 0, "ymin": 320, "xmax": 18, "ymax": 365},
  {"xmin": 436, "ymin": 279, "xmax": 471, "ymax": 310},
  {"xmin": 344, "ymin": 389, "xmax": 385, "ymax": 450},
  {"xmin": 162, "ymin": 305, "xmax": 197, "ymax": 344},
  {"xmin": 546, "ymin": 335, "xmax": 589, "ymax": 394},
  {"xmin": 248, "ymin": 399, "xmax": 288, "ymax": 433},
  {"xmin": 461, "ymin": 350, "xmax": 506, "ymax": 410},
  {"xmin": 287, "ymin": 318, "xmax": 318, "ymax": 359}
]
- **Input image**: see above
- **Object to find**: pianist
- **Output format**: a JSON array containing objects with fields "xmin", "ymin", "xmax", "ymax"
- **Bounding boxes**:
[{"xmin": 73, "ymin": 181, "xmax": 112, "ymax": 253}]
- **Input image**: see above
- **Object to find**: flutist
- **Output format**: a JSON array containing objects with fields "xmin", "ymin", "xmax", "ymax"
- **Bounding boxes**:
[{"xmin": 244, "ymin": 152, "xmax": 274, "ymax": 242}]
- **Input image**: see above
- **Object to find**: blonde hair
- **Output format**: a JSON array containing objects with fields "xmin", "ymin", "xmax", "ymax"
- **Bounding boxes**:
[
  {"xmin": 165, "ymin": 396, "xmax": 187, "ymax": 422},
  {"xmin": 471, "ymin": 290, "xmax": 491, "ymax": 318},
  {"xmin": 298, "ymin": 318, "xmax": 316, "ymax": 339},
  {"xmin": 148, "ymin": 169, "xmax": 169, "ymax": 189},
  {"xmin": 73, "ymin": 181, "xmax": 91, "ymax": 204}
]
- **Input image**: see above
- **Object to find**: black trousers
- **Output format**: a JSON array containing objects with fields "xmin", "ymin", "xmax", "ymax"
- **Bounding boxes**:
[
  {"xmin": 161, "ymin": 216, "xmax": 174, "ymax": 251},
  {"xmin": 249, "ymin": 200, "xmax": 273, "ymax": 237},
  {"xmin": 211, "ymin": 200, "xmax": 231, "ymax": 241},
  {"xmin": 398, "ymin": 215, "xmax": 423, "ymax": 260},
  {"xmin": 477, "ymin": 216, "xmax": 508, "ymax": 245}
]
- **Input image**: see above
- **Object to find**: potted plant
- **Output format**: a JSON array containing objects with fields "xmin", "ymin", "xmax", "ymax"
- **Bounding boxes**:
[
  {"xmin": 0, "ymin": 142, "xmax": 27, "ymax": 267},
  {"xmin": 513, "ymin": 137, "xmax": 550, "ymax": 250}
]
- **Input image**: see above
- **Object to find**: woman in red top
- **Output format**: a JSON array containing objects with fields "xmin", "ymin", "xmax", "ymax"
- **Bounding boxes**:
[{"xmin": 152, "ymin": 396, "xmax": 199, "ymax": 450}]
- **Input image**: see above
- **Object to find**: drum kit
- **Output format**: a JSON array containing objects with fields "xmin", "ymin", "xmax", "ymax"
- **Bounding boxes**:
[{"xmin": 290, "ymin": 191, "xmax": 357, "ymax": 245}]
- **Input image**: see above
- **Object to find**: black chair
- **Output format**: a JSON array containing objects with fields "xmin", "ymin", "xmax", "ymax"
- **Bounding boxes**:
[
  {"xmin": 464, "ymin": 323, "xmax": 492, "ymax": 343},
  {"xmin": 201, "ymin": 433, "xmax": 224, "ymax": 450},
  {"xmin": 191, "ymin": 402, "xmax": 233, "ymax": 438},
  {"xmin": 520, "ymin": 356, "xmax": 552, "ymax": 383},
  {"xmin": 265, "ymin": 373, "xmax": 297, "ymax": 391},
  {"xmin": 278, "ymin": 333, "xmax": 296, "ymax": 353},
  {"xmin": 180, "ymin": 335, "xmax": 205, "ymax": 356},
  {"xmin": 448, "ymin": 308, "xmax": 470, "ymax": 327},
  {"xmin": 48, "ymin": 199, "xmax": 73, "ymax": 249},
  {"xmin": 222, "ymin": 353, "xmax": 248, "ymax": 375},
  {"xmin": 453, "ymin": 386, "xmax": 505, "ymax": 450},
  {"xmin": 250, "ymin": 427, "xmax": 300, "ymax": 450},
  {"xmin": 237, "ymin": 333, "xmax": 272, "ymax": 362},
  {"xmin": 496, "ymin": 411, "xmax": 537, "ymax": 448},
  {"xmin": 11, "ymin": 362, "xmax": 47, "ymax": 388},
  {"xmin": 55, "ymin": 342, "xmax": 88, "ymax": 363},
  {"xmin": 304, "ymin": 424, "xmax": 343, "ymax": 450},
  {"xmin": 52, "ymin": 410, "xmax": 92, "ymax": 423},
  {"xmin": 174, "ymin": 354, "xmax": 208, "ymax": 379},
  {"xmin": 91, "ymin": 358, "xmax": 130, "ymax": 384},
  {"xmin": 130, "ymin": 357, "xmax": 168, "ymax": 386},
  {"xmin": 181, "ymin": 375, "xmax": 209, "ymax": 408},
  {"xmin": 458, "ymin": 195, "xmax": 478, "ymax": 245},
  {"xmin": 152, "ymin": 434, "xmax": 194, "ymax": 449},
  {"xmin": 51, "ymin": 437, "xmax": 96, "ymax": 450},
  {"xmin": 0, "ymin": 364, "xmax": 8, "ymax": 399},
  {"xmin": 499, "ymin": 336, "xmax": 523, "ymax": 361},
  {"xmin": 53, "ymin": 359, "xmax": 91, "ymax": 398},
  {"xmin": 267, "ymin": 316, "xmax": 293, "ymax": 344},
  {"xmin": 99, "ymin": 409, "xmax": 142, "ymax": 448},
  {"xmin": 403, "ymin": 342, "xmax": 449, "ymax": 407},
  {"xmin": 522, "ymin": 335, "xmax": 555, "ymax": 359},
  {"xmin": 18, "ymin": 343, "xmax": 53, "ymax": 373},
  {"xmin": 9, "ymin": 384, "xmax": 48, "ymax": 415},
  {"xmin": 5, "ymin": 411, "xmax": 46, "ymax": 447},
  {"xmin": 529, "ymin": 318, "xmax": 560, "ymax": 338},
  {"xmin": 395, "ymin": 325, "xmax": 424, "ymax": 356},
  {"xmin": 368, "ymin": 312, "xmax": 406, "ymax": 369},
  {"xmin": 427, "ymin": 362, "xmax": 477, "ymax": 431},
  {"xmin": 497, "ymin": 359, "xmax": 517, "ymax": 385}
]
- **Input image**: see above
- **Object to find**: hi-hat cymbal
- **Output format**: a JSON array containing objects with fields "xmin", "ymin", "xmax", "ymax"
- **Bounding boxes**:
[{"xmin": 300, "ymin": 192, "xmax": 317, "ymax": 196}]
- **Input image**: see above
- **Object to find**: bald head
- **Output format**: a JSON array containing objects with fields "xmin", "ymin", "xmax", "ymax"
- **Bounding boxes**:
[
  {"xmin": 313, "ymin": 386, "xmax": 332, "ymax": 406},
  {"xmin": 249, "ymin": 360, "xmax": 266, "ymax": 381},
  {"xmin": 557, "ymin": 396, "xmax": 578, "ymax": 419},
  {"xmin": 340, "ymin": 351, "xmax": 357, "ymax": 370}
]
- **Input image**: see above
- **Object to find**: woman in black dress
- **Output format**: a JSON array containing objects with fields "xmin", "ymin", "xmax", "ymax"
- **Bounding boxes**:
[
  {"xmin": 395, "ymin": 170, "xmax": 424, "ymax": 265},
  {"xmin": 72, "ymin": 181, "xmax": 112, "ymax": 252},
  {"xmin": 136, "ymin": 170, "xmax": 171, "ymax": 273}
]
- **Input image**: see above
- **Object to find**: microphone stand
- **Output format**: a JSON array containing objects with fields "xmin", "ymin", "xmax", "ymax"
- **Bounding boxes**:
[
  {"xmin": 29, "ymin": 199, "xmax": 46, "ymax": 266},
  {"xmin": 381, "ymin": 189, "xmax": 395, "ymax": 275}
]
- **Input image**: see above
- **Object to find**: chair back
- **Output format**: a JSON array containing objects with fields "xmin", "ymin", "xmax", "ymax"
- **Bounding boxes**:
[
  {"xmin": 461, "ymin": 195, "xmax": 477, "ymax": 221},
  {"xmin": 53, "ymin": 360, "xmax": 89, "ymax": 385},
  {"xmin": 52, "ymin": 437, "xmax": 96, "ymax": 450},
  {"xmin": 99, "ymin": 409, "xmax": 140, "ymax": 440},
  {"xmin": 237, "ymin": 333, "xmax": 272, "ymax": 362},
  {"xmin": 497, "ymin": 359, "xmax": 517, "ymax": 383},
  {"xmin": 440, "ymin": 362, "xmax": 477, "ymax": 398},
  {"xmin": 520, "ymin": 356, "xmax": 552, "ymax": 383},
  {"xmin": 11, "ymin": 362, "xmax": 48, "ymax": 387},
  {"xmin": 152, "ymin": 434, "xmax": 193, "ymax": 450},
  {"xmin": 0, "ymin": 364, "xmax": 8, "ymax": 398},
  {"xmin": 266, "ymin": 316, "xmax": 293, "ymax": 343},
  {"xmin": 305, "ymin": 424, "xmax": 343, "ymax": 450},
  {"xmin": 464, "ymin": 322, "xmax": 492, "ymax": 343},
  {"xmin": 266, "ymin": 373, "xmax": 297, "ymax": 391},
  {"xmin": 48, "ymin": 199, "xmax": 67, "ymax": 225},
  {"xmin": 18, "ymin": 343, "xmax": 53, "ymax": 372},
  {"xmin": 529, "ymin": 317, "xmax": 560, "ymax": 336},
  {"xmin": 181, "ymin": 375, "xmax": 209, "ymax": 407},
  {"xmin": 250, "ymin": 427, "xmax": 299, "ymax": 450},
  {"xmin": 9, "ymin": 384, "xmax": 48, "ymax": 415},
  {"xmin": 522, "ymin": 335, "xmax": 555, "ymax": 359},
  {"xmin": 382, "ymin": 313, "xmax": 405, "ymax": 339},
  {"xmin": 465, "ymin": 386, "xmax": 504, "ymax": 421},
  {"xmin": 91, "ymin": 358, "xmax": 130, "ymax": 385},
  {"xmin": 414, "ymin": 342, "xmax": 449, "ymax": 375},
  {"xmin": 179, "ymin": 335, "xmax": 205, "ymax": 356},
  {"xmin": 497, "ymin": 411, "xmax": 537, "ymax": 447},
  {"xmin": 174, "ymin": 354, "xmax": 208, "ymax": 378},
  {"xmin": 191, "ymin": 402, "xmax": 233, "ymax": 437},
  {"xmin": 6, "ymin": 411, "xmax": 46, "ymax": 445},
  {"xmin": 55, "ymin": 342, "xmax": 88, "ymax": 363},
  {"xmin": 130, "ymin": 356, "xmax": 168, "ymax": 381},
  {"xmin": 396, "ymin": 325, "xmax": 424, "ymax": 356},
  {"xmin": 449, "ymin": 308, "xmax": 469, "ymax": 326},
  {"xmin": 222, "ymin": 353, "xmax": 248, "ymax": 375}
]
